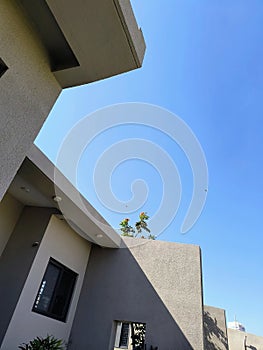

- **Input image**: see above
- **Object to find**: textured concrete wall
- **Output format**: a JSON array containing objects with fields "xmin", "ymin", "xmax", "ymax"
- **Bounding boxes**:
[
  {"xmin": 69, "ymin": 238, "xmax": 204, "ymax": 350},
  {"xmin": 1, "ymin": 215, "xmax": 92, "ymax": 350},
  {"xmin": 0, "ymin": 207, "xmax": 58, "ymax": 347},
  {"xmin": 204, "ymin": 305, "xmax": 229, "ymax": 350},
  {"xmin": 0, "ymin": 192, "xmax": 23, "ymax": 256},
  {"xmin": 0, "ymin": 0, "xmax": 61, "ymax": 201},
  {"xmin": 228, "ymin": 328, "xmax": 263, "ymax": 350}
]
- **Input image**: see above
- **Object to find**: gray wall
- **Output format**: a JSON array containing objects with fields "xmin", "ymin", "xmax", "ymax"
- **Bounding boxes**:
[
  {"xmin": 1, "ymin": 215, "xmax": 92, "ymax": 350},
  {"xmin": 0, "ymin": 0, "xmax": 61, "ymax": 200},
  {"xmin": 69, "ymin": 238, "xmax": 204, "ymax": 350},
  {"xmin": 0, "ymin": 206, "xmax": 58, "ymax": 347},
  {"xmin": 204, "ymin": 305, "xmax": 229, "ymax": 350},
  {"xmin": 0, "ymin": 192, "xmax": 24, "ymax": 256},
  {"xmin": 228, "ymin": 328, "xmax": 263, "ymax": 350}
]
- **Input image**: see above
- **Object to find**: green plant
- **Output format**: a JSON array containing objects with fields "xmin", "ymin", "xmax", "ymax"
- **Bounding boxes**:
[
  {"xmin": 130, "ymin": 322, "xmax": 146, "ymax": 350},
  {"xmin": 119, "ymin": 218, "xmax": 135, "ymax": 237},
  {"xmin": 18, "ymin": 335, "xmax": 65, "ymax": 350},
  {"xmin": 119, "ymin": 212, "xmax": 155, "ymax": 239}
]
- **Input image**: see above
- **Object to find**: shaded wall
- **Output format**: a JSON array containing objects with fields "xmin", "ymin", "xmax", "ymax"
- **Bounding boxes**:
[
  {"xmin": 204, "ymin": 305, "xmax": 229, "ymax": 350},
  {"xmin": 69, "ymin": 238, "xmax": 204, "ymax": 350},
  {"xmin": 0, "ymin": 0, "xmax": 61, "ymax": 200},
  {"xmin": 1, "ymin": 215, "xmax": 91, "ymax": 350},
  {"xmin": 0, "ymin": 192, "xmax": 23, "ymax": 256},
  {"xmin": 0, "ymin": 207, "xmax": 58, "ymax": 346}
]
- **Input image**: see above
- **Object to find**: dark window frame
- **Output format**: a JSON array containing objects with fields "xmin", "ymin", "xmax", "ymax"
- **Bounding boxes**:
[
  {"xmin": 32, "ymin": 258, "xmax": 78, "ymax": 322},
  {"xmin": 0, "ymin": 58, "xmax": 8, "ymax": 78},
  {"xmin": 119, "ymin": 322, "xmax": 130, "ymax": 348},
  {"xmin": 115, "ymin": 320, "xmax": 146, "ymax": 350}
]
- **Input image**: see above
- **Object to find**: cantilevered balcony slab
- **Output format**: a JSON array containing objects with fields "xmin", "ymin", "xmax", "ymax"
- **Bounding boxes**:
[
  {"xmin": 8, "ymin": 145, "xmax": 122, "ymax": 248},
  {"xmin": 18, "ymin": 0, "xmax": 146, "ymax": 87}
]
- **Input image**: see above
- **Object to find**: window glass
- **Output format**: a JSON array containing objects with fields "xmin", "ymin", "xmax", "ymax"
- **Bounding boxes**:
[
  {"xmin": 34, "ymin": 263, "xmax": 60, "ymax": 312},
  {"xmin": 51, "ymin": 268, "xmax": 76, "ymax": 318},
  {"xmin": 119, "ymin": 322, "xmax": 130, "ymax": 347},
  {"xmin": 32, "ymin": 258, "xmax": 77, "ymax": 322}
]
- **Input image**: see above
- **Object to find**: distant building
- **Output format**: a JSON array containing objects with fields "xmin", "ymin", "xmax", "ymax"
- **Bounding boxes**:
[
  {"xmin": 203, "ymin": 306, "xmax": 229, "ymax": 350},
  {"xmin": 228, "ymin": 320, "xmax": 246, "ymax": 332},
  {"xmin": 228, "ymin": 328, "xmax": 263, "ymax": 350}
]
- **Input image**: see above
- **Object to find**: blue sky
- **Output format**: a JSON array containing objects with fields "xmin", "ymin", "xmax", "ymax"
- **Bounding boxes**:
[{"xmin": 36, "ymin": 0, "xmax": 263, "ymax": 336}]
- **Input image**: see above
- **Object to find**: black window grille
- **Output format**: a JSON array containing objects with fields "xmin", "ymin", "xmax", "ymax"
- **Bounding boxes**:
[{"xmin": 119, "ymin": 322, "xmax": 130, "ymax": 347}]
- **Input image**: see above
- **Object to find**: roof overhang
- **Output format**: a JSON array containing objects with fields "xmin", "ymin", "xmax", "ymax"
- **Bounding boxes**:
[
  {"xmin": 8, "ymin": 145, "xmax": 122, "ymax": 248},
  {"xmin": 18, "ymin": 0, "xmax": 146, "ymax": 88}
]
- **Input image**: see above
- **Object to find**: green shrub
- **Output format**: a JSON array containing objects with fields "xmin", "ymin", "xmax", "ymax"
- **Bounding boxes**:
[{"xmin": 19, "ymin": 335, "xmax": 65, "ymax": 350}]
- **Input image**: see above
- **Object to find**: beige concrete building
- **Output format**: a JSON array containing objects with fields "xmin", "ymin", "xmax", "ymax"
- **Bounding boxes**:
[
  {"xmin": 0, "ymin": 146, "xmax": 205, "ymax": 349},
  {"xmin": 203, "ymin": 306, "xmax": 263, "ymax": 350},
  {"xmin": 228, "ymin": 328, "xmax": 263, "ymax": 350},
  {"xmin": 0, "ymin": 0, "xmax": 145, "ymax": 202},
  {"xmin": 204, "ymin": 305, "xmax": 229, "ymax": 350},
  {"xmin": 1, "ymin": 2, "xmax": 262, "ymax": 349}
]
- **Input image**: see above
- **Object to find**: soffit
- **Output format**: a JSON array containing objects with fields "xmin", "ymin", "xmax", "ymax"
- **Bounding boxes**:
[
  {"xmin": 18, "ymin": 0, "xmax": 146, "ymax": 87},
  {"xmin": 8, "ymin": 146, "xmax": 121, "ymax": 248}
]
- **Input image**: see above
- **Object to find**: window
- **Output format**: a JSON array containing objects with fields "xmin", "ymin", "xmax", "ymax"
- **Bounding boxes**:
[
  {"xmin": 114, "ymin": 321, "xmax": 146, "ymax": 350},
  {"xmin": 0, "ymin": 58, "xmax": 8, "ymax": 78},
  {"xmin": 32, "ymin": 258, "xmax": 77, "ymax": 322},
  {"xmin": 115, "ymin": 322, "xmax": 130, "ymax": 349}
]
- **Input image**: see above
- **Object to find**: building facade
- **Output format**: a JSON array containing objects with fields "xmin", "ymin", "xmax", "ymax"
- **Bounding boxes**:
[
  {"xmin": 0, "ymin": 0, "xmax": 145, "ymax": 202},
  {"xmin": 0, "ymin": 147, "xmax": 205, "ymax": 349},
  {"xmin": 228, "ymin": 328, "xmax": 263, "ymax": 350},
  {"xmin": 1, "ymin": 2, "xmax": 262, "ymax": 350}
]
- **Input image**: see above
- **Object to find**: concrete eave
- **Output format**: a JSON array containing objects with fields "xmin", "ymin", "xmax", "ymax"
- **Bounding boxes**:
[
  {"xmin": 8, "ymin": 145, "xmax": 122, "ymax": 248},
  {"xmin": 18, "ymin": 0, "xmax": 146, "ymax": 88}
]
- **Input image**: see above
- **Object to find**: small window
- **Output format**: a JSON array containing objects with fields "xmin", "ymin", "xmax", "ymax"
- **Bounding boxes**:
[
  {"xmin": 114, "ymin": 321, "xmax": 146, "ymax": 350},
  {"xmin": 32, "ymin": 258, "xmax": 77, "ymax": 322},
  {"xmin": 115, "ymin": 322, "xmax": 130, "ymax": 349},
  {"xmin": 0, "ymin": 58, "xmax": 8, "ymax": 78}
]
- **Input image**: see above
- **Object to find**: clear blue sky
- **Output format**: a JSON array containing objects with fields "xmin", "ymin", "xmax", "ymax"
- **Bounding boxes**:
[{"xmin": 36, "ymin": 0, "xmax": 263, "ymax": 336}]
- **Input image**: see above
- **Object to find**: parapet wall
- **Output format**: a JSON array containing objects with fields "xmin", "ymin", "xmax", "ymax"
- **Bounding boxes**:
[
  {"xmin": 228, "ymin": 328, "xmax": 263, "ymax": 350},
  {"xmin": 69, "ymin": 238, "xmax": 204, "ymax": 350}
]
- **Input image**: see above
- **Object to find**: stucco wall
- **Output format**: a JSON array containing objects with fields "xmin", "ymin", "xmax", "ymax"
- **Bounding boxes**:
[
  {"xmin": 69, "ymin": 237, "xmax": 204, "ymax": 350},
  {"xmin": 0, "ymin": 192, "xmax": 23, "ymax": 256},
  {"xmin": 228, "ymin": 328, "xmax": 263, "ymax": 350},
  {"xmin": 0, "ymin": 206, "xmax": 58, "ymax": 345},
  {"xmin": 204, "ymin": 305, "xmax": 229, "ymax": 350},
  {"xmin": 0, "ymin": 0, "xmax": 61, "ymax": 201},
  {"xmin": 1, "ymin": 215, "xmax": 91, "ymax": 350}
]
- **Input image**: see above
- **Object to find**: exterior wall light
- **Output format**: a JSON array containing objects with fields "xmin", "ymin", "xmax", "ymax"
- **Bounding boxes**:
[{"xmin": 52, "ymin": 195, "xmax": 62, "ymax": 202}]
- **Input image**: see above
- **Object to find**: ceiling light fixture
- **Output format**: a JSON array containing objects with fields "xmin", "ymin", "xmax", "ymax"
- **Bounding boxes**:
[{"xmin": 52, "ymin": 195, "xmax": 62, "ymax": 202}]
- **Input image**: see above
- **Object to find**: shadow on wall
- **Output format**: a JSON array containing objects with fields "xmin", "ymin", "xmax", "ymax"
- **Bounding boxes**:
[
  {"xmin": 68, "ymin": 241, "xmax": 195, "ymax": 350},
  {"xmin": 204, "ymin": 311, "xmax": 228, "ymax": 350},
  {"xmin": 246, "ymin": 346, "xmax": 258, "ymax": 350},
  {"xmin": 245, "ymin": 336, "xmax": 258, "ymax": 350}
]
